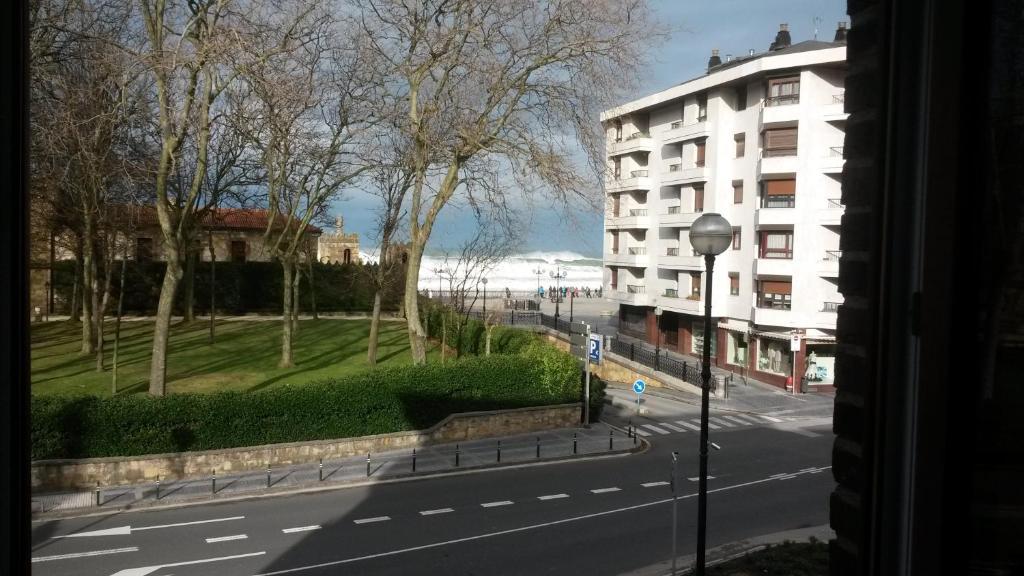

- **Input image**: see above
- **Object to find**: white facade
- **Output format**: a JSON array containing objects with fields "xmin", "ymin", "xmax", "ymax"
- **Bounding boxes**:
[{"xmin": 601, "ymin": 37, "xmax": 847, "ymax": 385}]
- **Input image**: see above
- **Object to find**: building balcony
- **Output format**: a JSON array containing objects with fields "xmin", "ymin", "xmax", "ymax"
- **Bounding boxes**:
[
  {"xmin": 659, "ymin": 252, "xmax": 703, "ymax": 270},
  {"xmin": 608, "ymin": 285, "xmax": 649, "ymax": 306},
  {"xmin": 755, "ymin": 207, "xmax": 798, "ymax": 227},
  {"xmin": 658, "ymin": 207, "xmax": 702, "ymax": 228},
  {"xmin": 753, "ymin": 257, "xmax": 795, "ymax": 277},
  {"xmin": 759, "ymin": 99, "xmax": 800, "ymax": 127},
  {"xmin": 605, "ymin": 210, "xmax": 650, "ymax": 230},
  {"xmin": 821, "ymin": 95, "xmax": 848, "ymax": 122},
  {"xmin": 663, "ymin": 120, "xmax": 710, "ymax": 145},
  {"xmin": 606, "ymin": 171, "xmax": 652, "ymax": 193},
  {"xmin": 818, "ymin": 198, "xmax": 844, "ymax": 226},
  {"xmin": 661, "ymin": 295, "xmax": 703, "ymax": 315},
  {"xmin": 817, "ymin": 250, "xmax": 841, "ymax": 277},
  {"xmin": 757, "ymin": 153, "xmax": 800, "ymax": 177},
  {"xmin": 751, "ymin": 305, "xmax": 798, "ymax": 329},
  {"xmin": 821, "ymin": 146, "xmax": 845, "ymax": 173},
  {"xmin": 608, "ymin": 133, "xmax": 654, "ymax": 156},
  {"xmin": 661, "ymin": 163, "xmax": 707, "ymax": 186},
  {"xmin": 605, "ymin": 247, "xmax": 650, "ymax": 267}
]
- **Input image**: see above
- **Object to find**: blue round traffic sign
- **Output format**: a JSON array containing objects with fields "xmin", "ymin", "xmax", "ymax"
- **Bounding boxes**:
[{"xmin": 633, "ymin": 379, "xmax": 646, "ymax": 394}]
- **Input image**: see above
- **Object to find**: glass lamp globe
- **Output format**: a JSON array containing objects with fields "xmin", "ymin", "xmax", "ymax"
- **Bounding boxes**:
[{"xmin": 689, "ymin": 213, "xmax": 733, "ymax": 256}]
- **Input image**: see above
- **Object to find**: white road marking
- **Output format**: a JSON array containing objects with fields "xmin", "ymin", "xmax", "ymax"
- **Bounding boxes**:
[
  {"xmin": 537, "ymin": 494, "xmax": 569, "ymax": 501},
  {"xmin": 674, "ymin": 420, "xmax": 702, "ymax": 432},
  {"xmin": 659, "ymin": 423, "xmax": 686, "ymax": 433},
  {"xmin": 709, "ymin": 417, "xmax": 736, "ymax": 428},
  {"xmin": 32, "ymin": 547, "xmax": 138, "ymax": 563},
  {"xmin": 692, "ymin": 419, "xmax": 721, "ymax": 430},
  {"xmin": 249, "ymin": 467, "xmax": 831, "ymax": 576},
  {"xmin": 353, "ymin": 516, "xmax": 391, "ymax": 524},
  {"xmin": 205, "ymin": 534, "xmax": 248, "ymax": 543},
  {"xmin": 53, "ymin": 516, "xmax": 246, "ymax": 539},
  {"xmin": 641, "ymin": 481, "xmax": 669, "ymax": 488},
  {"xmin": 111, "ymin": 551, "xmax": 265, "ymax": 576},
  {"xmin": 633, "ymin": 428, "xmax": 652, "ymax": 437},
  {"xmin": 733, "ymin": 414, "xmax": 764, "ymax": 425},
  {"xmin": 722, "ymin": 415, "xmax": 752, "ymax": 426},
  {"xmin": 419, "ymin": 508, "xmax": 454, "ymax": 516},
  {"xmin": 687, "ymin": 476, "xmax": 716, "ymax": 481},
  {"xmin": 590, "ymin": 487, "xmax": 621, "ymax": 494},
  {"xmin": 641, "ymin": 424, "xmax": 670, "ymax": 435},
  {"xmin": 282, "ymin": 526, "xmax": 321, "ymax": 534},
  {"xmin": 480, "ymin": 501, "xmax": 514, "ymax": 508},
  {"xmin": 760, "ymin": 415, "xmax": 785, "ymax": 423}
]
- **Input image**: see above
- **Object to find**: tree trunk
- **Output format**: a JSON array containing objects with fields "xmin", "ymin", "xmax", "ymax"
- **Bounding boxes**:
[
  {"xmin": 291, "ymin": 265, "xmax": 300, "ymax": 336},
  {"xmin": 183, "ymin": 249, "xmax": 196, "ymax": 322},
  {"xmin": 208, "ymin": 230, "xmax": 216, "ymax": 344},
  {"xmin": 279, "ymin": 260, "xmax": 295, "ymax": 368},
  {"xmin": 307, "ymin": 258, "xmax": 318, "ymax": 320},
  {"xmin": 441, "ymin": 311, "xmax": 446, "ymax": 363},
  {"xmin": 81, "ymin": 237, "xmax": 95, "ymax": 354},
  {"xmin": 95, "ymin": 243, "xmax": 114, "ymax": 372},
  {"xmin": 148, "ymin": 258, "xmax": 183, "ymax": 396},
  {"xmin": 403, "ymin": 245, "xmax": 427, "ymax": 364},
  {"xmin": 486, "ymin": 325, "xmax": 492, "ymax": 356},
  {"xmin": 367, "ymin": 290, "xmax": 382, "ymax": 366},
  {"xmin": 69, "ymin": 251, "xmax": 81, "ymax": 322},
  {"xmin": 112, "ymin": 239, "xmax": 128, "ymax": 395}
]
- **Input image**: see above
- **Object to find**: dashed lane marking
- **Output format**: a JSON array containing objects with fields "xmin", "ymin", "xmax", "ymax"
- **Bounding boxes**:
[
  {"xmin": 641, "ymin": 481, "xmax": 669, "ymax": 488},
  {"xmin": 590, "ymin": 487, "xmax": 621, "ymax": 494},
  {"xmin": 282, "ymin": 526, "xmax": 321, "ymax": 534},
  {"xmin": 353, "ymin": 516, "xmax": 390, "ymax": 524},
  {"xmin": 205, "ymin": 535, "xmax": 248, "ymax": 543},
  {"xmin": 537, "ymin": 494, "xmax": 569, "ymax": 501},
  {"xmin": 480, "ymin": 501, "xmax": 514, "ymax": 508},
  {"xmin": 419, "ymin": 508, "xmax": 454, "ymax": 516}
]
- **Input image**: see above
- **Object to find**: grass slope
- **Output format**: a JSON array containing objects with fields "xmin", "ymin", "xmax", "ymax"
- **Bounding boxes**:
[{"xmin": 31, "ymin": 318, "xmax": 439, "ymax": 397}]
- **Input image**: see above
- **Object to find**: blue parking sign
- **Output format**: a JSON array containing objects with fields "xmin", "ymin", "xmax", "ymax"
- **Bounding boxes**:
[{"xmin": 589, "ymin": 335, "xmax": 601, "ymax": 362}]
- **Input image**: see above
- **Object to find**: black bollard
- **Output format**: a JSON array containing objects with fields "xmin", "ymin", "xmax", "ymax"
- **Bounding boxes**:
[
  {"xmin": 267, "ymin": 465, "xmax": 271, "ymax": 488},
  {"xmin": 536, "ymin": 436, "xmax": 541, "ymax": 458},
  {"xmin": 155, "ymin": 476, "xmax": 160, "ymax": 500},
  {"xmin": 95, "ymin": 482, "xmax": 100, "ymax": 507},
  {"xmin": 497, "ymin": 440, "xmax": 501, "ymax": 463},
  {"xmin": 609, "ymin": 429, "xmax": 614, "ymax": 450},
  {"xmin": 212, "ymin": 469, "xmax": 216, "ymax": 494},
  {"xmin": 412, "ymin": 448, "xmax": 417, "ymax": 472},
  {"xmin": 573, "ymin": 432, "xmax": 578, "ymax": 455},
  {"xmin": 628, "ymin": 419, "xmax": 633, "ymax": 438},
  {"xmin": 634, "ymin": 427, "xmax": 638, "ymax": 445},
  {"xmin": 366, "ymin": 453, "xmax": 371, "ymax": 477},
  {"xmin": 455, "ymin": 444, "xmax": 460, "ymax": 467},
  {"xmin": 319, "ymin": 458, "xmax": 323, "ymax": 482}
]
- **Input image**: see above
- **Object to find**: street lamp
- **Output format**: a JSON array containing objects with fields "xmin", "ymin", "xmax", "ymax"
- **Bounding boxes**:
[
  {"xmin": 481, "ymin": 277, "xmax": 488, "ymax": 318},
  {"xmin": 532, "ymin": 267, "xmax": 545, "ymax": 297},
  {"xmin": 549, "ymin": 267, "xmax": 568, "ymax": 319},
  {"xmin": 687, "ymin": 213, "xmax": 732, "ymax": 576},
  {"xmin": 431, "ymin": 267, "xmax": 446, "ymax": 302}
]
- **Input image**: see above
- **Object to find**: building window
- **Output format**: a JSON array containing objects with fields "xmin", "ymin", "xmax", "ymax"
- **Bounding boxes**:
[
  {"xmin": 735, "ymin": 84, "xmax": 747, "ymax": 111},
  {"xmin": 735, "ymin": 134, "xmax": 745, "ymax": 158},
  {"xmin": 614, "ymin": 119, "xmax": 622, "ymax": 142},
  {"xmin": 763, "ymin": 127, "xmax": 798, "ymax": 157},
  {"xmin": 230, "ymin": 240, "xmax": 247, "ymax": 263},
  {"xmin": 733, "ymin": 180, "xmax": 744, "ymax": 203},
  {"xmin": 695, "ymin": 141, "xmax": 706, "ymax": 167},
  {"xmin": 766, "ymin": 75, "xmax": 800, "ymax": 106},
  {"xmin": 757, "ymin": 280, "xmax": 792, "ymax": 309},
  {"xmin": 757, "ymin": 337, "xmax": 792, "ymax": 376},
  {"xmin": 697, "ymin": 93, "xmax": 707, "ymax": 121},
  {"xmin": 613, "ymin": 158, "xmax": 621, "ymax": 179},
  {"xmin": 762, "ymin": 179, "xmax": 796, "ymax": 208},
  {"xmin": 135, "ymin": 237, "xmax": 153, "ymax": 261},
  {"xmin": 689, "ymin": 272, "xmax": 702, "ymax": 299},
  {"xmin": 759, "ymin": 231, "xmax": 794, "ymax": 259},
  {"xmin": 729, "ymin": 273, "xmax": 740, "ymax": 295},
  {"xmin": 732, "ymin": 228, "xmax": 741, "ymax": 250},
  {"xmin": 694, "ymin": 186, "xmax": 705, "ymax": 212},
  {"xmin": 610, "ymin": 268, "xmax": 618, "ymax": 290},
  {"xmin": 343, "ymin": 248, "xmax": 352, "ymax": 264},
  {"xmin": 727, "ymin": 331, "xmax": 748, "ymax": 367}
]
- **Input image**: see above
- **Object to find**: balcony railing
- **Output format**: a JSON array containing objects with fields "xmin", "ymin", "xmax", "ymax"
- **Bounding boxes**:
[
  {"xmin": 670, "ymin": 121, "xmax": 682, "ymax": 130},
  {"xmin": 833, "ymin": 93, "xmax": 845, "ymax": 104},
  {"xmin": 626, "ymin": 131, "xmax": 650, "ymax": 140},
  {"xmin": 829, "ymin": 146, "xmax": 844, "ymax": 157},
  {"xmin": 663, "ymin": 289, "xmax": 679, "ymax": 298},
  {"xmin": 826, "ymin": 198, "xmax": 844, "ymax": 209},
  {"xmin": 666, "ymin": 247, "xmax": 679, "ymax": 256},
  {"xmin": 626, "ymin": 284, "xmax": 646, "ymax": 294},
  {"xmin": 668, "ymin": 164, "xmax": 681, "ymax": 172},
  {"xmin": 630, "ymin": 170, "xmax": 649, "ymax": 177},
  {"xmin": 667, "ymin": 206, "xmax": 681, "ymax": 214},
  {"xmin": 824, "ymin": 250, "xmax": 843, "ymax": 262},
  {"xmin": 757, "ymin": 296, "xmax": 793, "ymax": 310},
  {"xmin": 627, "ymin": 247, "xmax": 647, "ymax": 255},
  {"xmin": 761, "ymin": 195, "xmax": 796, "ymax": 209},
  {"xmin": 765, "ymin": 94, "xmax": 800, "ymax": 107},
  {"xmin": 822, "ymin": 301, "xmax": 841, "ymax": 312},
  {"xmin": 628, "ymin": 208, "xmax": 648, "ymax": 217},
  {"xmin": 760, "ymin": 247, "xmax": 794, "ymax": 259}
]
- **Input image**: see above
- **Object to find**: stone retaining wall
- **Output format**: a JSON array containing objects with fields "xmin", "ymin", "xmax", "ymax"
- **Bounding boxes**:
[{"xmin": 31, "ymin": 403, "xmax": 581, "ymax": 492}]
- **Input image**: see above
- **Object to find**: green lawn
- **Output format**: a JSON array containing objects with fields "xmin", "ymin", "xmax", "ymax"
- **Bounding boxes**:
[{"xmin": 31, "ymin": 318, "xmax": 439, "ymax": 397}]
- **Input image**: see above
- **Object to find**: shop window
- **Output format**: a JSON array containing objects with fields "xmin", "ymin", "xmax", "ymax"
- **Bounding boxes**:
[
  {"xmin": 727, "ymin": 332, "xmax": 748, "ymax": 367},
  {"xmin": 691, "ymin": 321, "xmax": 718, "ymax": 356},
  {"xmin": 757, "ymin": 338, "xmax": 793, "ymax": 376}
]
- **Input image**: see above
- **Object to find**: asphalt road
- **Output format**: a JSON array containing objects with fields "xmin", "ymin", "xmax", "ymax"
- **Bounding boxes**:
[{"xmin": 31, "ymin": 398, "xmax": 834, "ymax": 576}]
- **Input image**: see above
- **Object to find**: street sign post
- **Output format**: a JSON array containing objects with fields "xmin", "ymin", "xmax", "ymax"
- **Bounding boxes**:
[
  {"xmin": 588, "ymin": 334, "xmax": 601, "ymax": 363},
  {"xmin": 571, "ymin": 323, "xmax": 593, "ymax": 427},
  {"xmin": 790, "ymin": 333, "xmax": 801, "ymax": 395},
  {"xmin": 633, "ymin": 379, "xmax": 645, "ymax": 414}
]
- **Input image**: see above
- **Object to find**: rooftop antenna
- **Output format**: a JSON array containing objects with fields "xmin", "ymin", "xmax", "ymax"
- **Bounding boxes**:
[{"xmin": 813, "ymin": 16, "xmax": 822, "ymax": 40}]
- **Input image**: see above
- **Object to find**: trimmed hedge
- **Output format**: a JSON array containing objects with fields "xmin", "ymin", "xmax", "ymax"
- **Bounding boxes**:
[
  {"xmin": 423, "ymin": 304, "xmax": 536, "ymax": 357},
  {"xmin": 31, "ymin": 350, "xmax": 580, "ymax": 460}
]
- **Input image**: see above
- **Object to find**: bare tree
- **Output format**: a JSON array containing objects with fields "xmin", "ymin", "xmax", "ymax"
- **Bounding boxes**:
[{"xmin": 355, "ymin": 0, "xmax": 662, "ymax": 364}]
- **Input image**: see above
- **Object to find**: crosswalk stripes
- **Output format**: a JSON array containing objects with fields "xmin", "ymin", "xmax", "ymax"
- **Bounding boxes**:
[
  {"xmin": 625, "ymin": 411, "xmax": 817, "ymax": 438},
  {"xmin": 674, "ymin": 420, "xmax": 702, "ymax": 432},
  {"xmin": 633, "ymin": 427, "xmax": 652, "ymax": 437},
  {"xmin": 659, "ymin": 422, "xmax": 686, "ymax": 433},
  {"xmin": 732, "ymin": 414, "xmax": 764, "ymax": 425},
  {"xmin": 641, "ymin": 424, "xmax": 671, "ymax": 435},
  {"xmin": 760, "ymin": 415, "xmax": 785, "ymax": 423},
  {"xmin": 709, "ymin": 417, "xmax": 736, "ymax": 428},
  {"xmin": 721, "ymin": 415, "xmax": 752, "ymax": 426},
  {"xmin": 693, "ymin": 418, "xmax": 721, "ymax": 430}
]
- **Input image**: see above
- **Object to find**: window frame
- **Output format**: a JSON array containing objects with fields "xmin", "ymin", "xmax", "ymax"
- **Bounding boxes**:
[
  {"xmin": 735, "ymin": 133, "xmax": 745, "ymax": 158},
  {"xmin": 729, "ymin": 273, "xmax": 740, "ymax": 296},
  {"xmin": 759, "ymin": 230, "xmax": 794, "ymax": 259},
  {"xmin": 230, "ymin": 240, "xmax": 247, "ymax": 263},
  {"xmin": 732, "ymin": 228, "xmax": 741, "ymax": 250}
]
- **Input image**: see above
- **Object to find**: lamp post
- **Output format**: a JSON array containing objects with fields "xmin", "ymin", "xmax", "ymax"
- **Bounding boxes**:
[
  {"xmin": 481, "ymin": 277, "xmax": 488, "ymax": 318},
  {"xmin": 532, "ymin": 267, "xmax": 545, "ymax": 297},
  {"xmin": 432, "ymin": 267, "xmax": 445, "ymax": 302},
  {"xmin": 550, "ymin": 267, "xmax": 567, "ymax": 319},
  {"xmin": 687, "ymin": 213, "xmax": 732, "ymax": 576}
]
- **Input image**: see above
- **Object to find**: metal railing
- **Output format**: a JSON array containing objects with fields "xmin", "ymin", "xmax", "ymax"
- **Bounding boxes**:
[
  {"xmin": 824, "ymin": 250, "xmax": 843, "ymax": 262},
  {"xmin": 765, "ymin": 94, "xmax": 800, "ymax": 107},
  {"xmin": 627, "ymin": 247, "xmax": 647, "ymax": 255},
  {"xmin": 626, "ymin": 284, "xmax": 645, "ymax": 294},
  {"xmin": 833, "ymin": 93, "xmax": 845, "ymax": 104},
  {"xmin": 667, "ymin": 206, "xmax": 681, "ymax": 214},
  {"xmin": 822, "ymin": 301, "xmax": 841, "ymax": 312},
  {"xmin": 670, "ymin": 121, "xmax": 682, "ymax": 130},
  {"xmin": 761, "ymin": 195, "xmax": 796, "ymax": 209},
  {"xmin": 630, "ymin": 169, "xmax": 649, "ymax": 178},
  {"xmin": 697, "ymin": 112, "xmax": 707, "ymax": 121},
  {"xmin": 829, "ymin": 146, "xmax": 844, "ymax": 157},
  {"xmin": 663, "ymin": 289, "xmax": 679, "ymax": 298},
  {"xmin": 626, "ymin": 131, "xmax": 650, "ymax": 140},
  {"xmin": 827, "ymin": 198, "xmax": 844, "ymax": 209},
  {"xmin": 668, "ymin": 164, "xmax": 681, "ymax": 172},
  {"xmin": 666, "ymin": 247, "xmax": 680, "ymax": 256},
  {"xmin": 628, "ymin": 208, "xmax": 648, "ymax": 217}
]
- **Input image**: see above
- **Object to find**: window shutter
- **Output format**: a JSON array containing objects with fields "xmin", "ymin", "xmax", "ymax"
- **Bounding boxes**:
[
  {"xmin": 760, "ymin": 280, "xmax": 792, "ymax": 294},
  {"xmin": 696, "ymin": 142, "xmax": 706, "ymax": 165},
  {"xmin": 733, "ymin": 182, "xmax": 744, "ymax": 203},
  {"xmin": 765, "ymin": 128, "xmax": 798, "ymax": 149},
  {"xmin": 764, "ymin": 179, "xmax": 796, "ymax": 195}
]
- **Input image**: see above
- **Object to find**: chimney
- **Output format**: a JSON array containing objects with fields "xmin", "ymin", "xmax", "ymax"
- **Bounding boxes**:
[
  {"xmin": 770, "ymin": 23, "xmax": 791, "ymax": 51},
  {"xmin": 749, "ymin": 49, "xmax": 756, "ymax": 56},
  {"xmin": 725, "ymin": 54, "xmax": 732, "ymax": 62},
  {"xmin": 834, "ymin": 21, "xmax": 848, "ymax": 43},
  {"xmin": 707, "ymin": 49, "xmax": 722, "ymax": 70}
]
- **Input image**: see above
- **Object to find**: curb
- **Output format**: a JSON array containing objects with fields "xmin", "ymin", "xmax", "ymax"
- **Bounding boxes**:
[{"xmin": 32, "ymin": 432, "xmax": 650, "ymax": 522}]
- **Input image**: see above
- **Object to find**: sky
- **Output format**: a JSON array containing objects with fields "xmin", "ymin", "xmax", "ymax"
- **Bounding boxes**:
[{"xmin": 330, "ymin": 0, "xmax": 848, "ymax": 258}]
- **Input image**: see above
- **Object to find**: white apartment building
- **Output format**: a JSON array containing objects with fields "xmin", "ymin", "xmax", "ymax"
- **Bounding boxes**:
[{"xmin": 601, "ymin": 24, "xmax": 848, "ymax": 390}]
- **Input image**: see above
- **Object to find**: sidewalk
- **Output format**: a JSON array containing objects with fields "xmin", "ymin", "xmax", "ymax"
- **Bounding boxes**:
[{"xmin": 31, "ymin": 422, "xmax": 645, "ymax": 518}]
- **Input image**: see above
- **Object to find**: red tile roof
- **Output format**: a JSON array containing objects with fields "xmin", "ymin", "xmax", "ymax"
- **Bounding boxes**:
[{"xmin": 112, "ymin": 205, "xmax": 322, "ymax": 234}]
